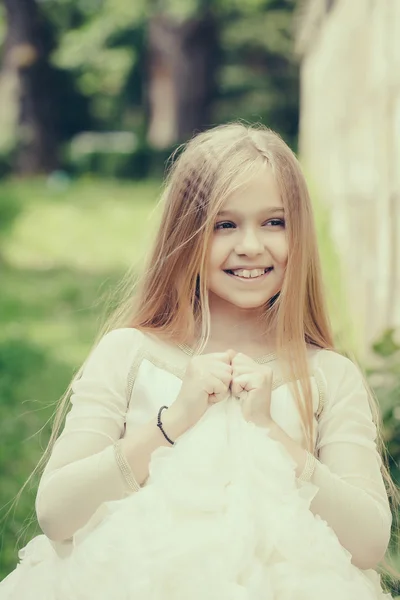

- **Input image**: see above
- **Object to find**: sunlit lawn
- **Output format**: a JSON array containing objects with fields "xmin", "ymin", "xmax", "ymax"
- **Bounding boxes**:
[
  {"xmin": 0, "ymin": 177, "xmax": 163, "ymax": 576},
  {"xmin": 1, "ymin": 178, "xmax": 162, "ymax": 365},
  {"xmin": 3, "ymin": 178, "xmax": 162, "ymax": 271}
]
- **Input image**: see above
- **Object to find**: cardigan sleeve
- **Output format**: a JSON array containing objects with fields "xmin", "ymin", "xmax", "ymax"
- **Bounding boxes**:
[
  {"xmin": 308, "ymin": 350, "xmax": 392, "ymax": 570},
  {"xmin": 35, "ymin": 328, "xmax": 143, "ymax": 543}
]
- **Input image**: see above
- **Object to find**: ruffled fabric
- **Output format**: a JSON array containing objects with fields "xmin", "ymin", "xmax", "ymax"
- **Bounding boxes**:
[{"xmin": 0, "ymin": 397, "xmax": 392, "ymax": 599}]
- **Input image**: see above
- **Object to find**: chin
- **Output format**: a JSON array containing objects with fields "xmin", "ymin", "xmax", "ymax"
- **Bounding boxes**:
[{"xmin": 218, "ymin": 294, "xmax": 273, "ymax": 310}]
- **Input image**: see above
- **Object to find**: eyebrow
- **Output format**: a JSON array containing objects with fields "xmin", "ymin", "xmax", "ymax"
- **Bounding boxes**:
[{"xmin": 217, "ymin": 207, "xmax": 285, "ymax": 217}]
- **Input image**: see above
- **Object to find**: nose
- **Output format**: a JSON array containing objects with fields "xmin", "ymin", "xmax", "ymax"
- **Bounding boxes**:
[{"xmin": 235, "ymin": 227, "xmax": 264, "ymax": 257}]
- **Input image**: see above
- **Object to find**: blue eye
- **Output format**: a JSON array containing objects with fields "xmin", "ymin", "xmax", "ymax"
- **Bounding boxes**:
[
  {"xmin": 215, "ymin": 221, "xmax": 235, "ymax": 230},
  {"xmin": 215, "ymin": 218, "xmax": 285, "ymax": 230},
  {"xmin": 266, "ymin": 219, "xmax": 285, "ymax": 228}
]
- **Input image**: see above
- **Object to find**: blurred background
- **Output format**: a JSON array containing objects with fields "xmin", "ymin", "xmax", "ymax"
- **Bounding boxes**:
[{"xmin": 0, "ymin": 0, "xmax": 399, "ymax": 592}]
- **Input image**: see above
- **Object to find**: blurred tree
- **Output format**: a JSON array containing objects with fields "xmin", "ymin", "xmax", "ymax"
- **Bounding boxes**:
[
  {"xmin": 146, "ymin": 0, "xmax": 298, "ymax": 149},
  {"xmin": 48, "ymin": 0, "xmax": 298, "ymax": 150},
  {"xmin": 216, "ymin": 0, "xmax": 299, "ymax": 148},
  {"xmin": 146, "ymin": 9, "xmax": 219, "ymax": 148},
  {"xmin": 368, "ymin": 329, "xmax": 400, "ymax": 486},
  {"xmin": 2, "ymin": 0, "xmax": 60, "ymax": 174},
  {"xmin": 50, "ymin": 0, "xmax": 146, "ymax": 131}
]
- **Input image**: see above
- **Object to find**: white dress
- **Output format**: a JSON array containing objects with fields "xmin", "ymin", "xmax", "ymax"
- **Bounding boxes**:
[{"xmin": 0, "ymin": 328, "xmax": 394, "ymax": 599}]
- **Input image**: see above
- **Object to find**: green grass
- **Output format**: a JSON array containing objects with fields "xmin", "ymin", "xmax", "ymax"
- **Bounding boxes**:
[
  {"xmin": 0, "ymin": 178, "xmax": 162, "ymax": 578},
  {"xmin": 0, "ymin": 178, "xmax": 161, "ymax": 359},
  {"xmin": 2, "ymin": 178, "xmax": 162, "ymax": 272}
]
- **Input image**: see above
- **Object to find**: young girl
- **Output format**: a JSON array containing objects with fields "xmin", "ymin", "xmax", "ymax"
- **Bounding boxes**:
[{"xmin": 0, "ymin": 122, "xmax": 397, "ymax": 599}]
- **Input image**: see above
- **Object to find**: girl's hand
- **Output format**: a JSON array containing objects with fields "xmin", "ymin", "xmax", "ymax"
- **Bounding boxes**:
[
  {"xmin": 230, "ymin": 353, "xmax": 274, "ymax": 427},
  {"xmin": 170, "ymin": 350, "xmax": 236, "ymax": 430}
]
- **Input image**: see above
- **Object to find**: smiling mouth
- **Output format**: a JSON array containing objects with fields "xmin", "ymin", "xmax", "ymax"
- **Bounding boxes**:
[{"xmin": 224, "ymin": 267, "xmax": 273, "ymax": 279}]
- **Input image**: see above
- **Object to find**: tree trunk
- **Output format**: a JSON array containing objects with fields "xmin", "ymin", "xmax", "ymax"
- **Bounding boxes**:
[
  {"xmin": 146, "ymin": 13, "xmax": 218, "ymax": 149},
  {"xmin": 3, "ymin": 0, "xmax": 60, "ymax": 174}
]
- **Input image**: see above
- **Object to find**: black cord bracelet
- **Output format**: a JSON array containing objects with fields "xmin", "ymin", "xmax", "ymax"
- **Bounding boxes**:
[{"xmin": 157, "ymin": 406, "xmax": 175, "ymax": 446}]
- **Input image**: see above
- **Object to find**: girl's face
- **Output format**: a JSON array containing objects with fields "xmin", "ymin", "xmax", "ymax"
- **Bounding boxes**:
[{"xmin": 206, "ymin": 167, "xmax": 288, "ymax": 311}]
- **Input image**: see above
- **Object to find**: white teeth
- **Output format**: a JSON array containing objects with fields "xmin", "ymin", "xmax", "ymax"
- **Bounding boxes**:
[{"xmin": 232, "ymin": 268, "xmax": 265, "ymax": 278}]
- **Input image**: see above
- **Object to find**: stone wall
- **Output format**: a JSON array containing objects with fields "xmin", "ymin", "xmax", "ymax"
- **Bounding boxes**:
[{"xmin": 297, "ymin": 0, "xmax": 400, "ymax": 353}]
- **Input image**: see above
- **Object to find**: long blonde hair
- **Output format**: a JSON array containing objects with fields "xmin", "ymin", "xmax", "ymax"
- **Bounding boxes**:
[
  {"xmin": 8, "ymin": 122, "xmax": 399, "ymax": 575},
  {"xmin": 127, "ymin": 122, "xmax": 334, "ymax": 448}
]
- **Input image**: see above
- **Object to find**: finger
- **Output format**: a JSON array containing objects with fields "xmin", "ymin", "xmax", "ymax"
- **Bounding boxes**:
[
  {"xmin": 232, "ymin": 352, "xmax": 256, "ymax": 366},
  {"xmin": 208, "ymin": 377, "xmax": 230, "ymax": 403},
  {"xmin": 231, "ymin": 363, "xmax": 261, "ymax": 381},
  {"xmin": 231, "ymin": 374, "xmax": 252, "ymax": 398},
  {"xmin": 231, "ymin": 364, "xmax": 255, "ymax": 379},
  {"xmin": 232, "ymin": 361, "xmax": 273, "ymax": 383},
  {"xmin": 205, "ymin": 374, "xmax": 230, "ymax": 395},
  {"xmin": 208, "ymin": 350, "xmax": 236, "ymax": 364},
  {"xmin": 225, "ymin": 348, "xmax": 237, "ymax": 362},
  {"xmin": 211, "ymin": 363, "xmax": 233, "ymax": 386},
  {"xmin": 231, "ymin": 357, "xmax": 253, "ymax": 374},
  {"xmin": 209, "ymin": 391, "xmax": 230, "ymax": 404}
]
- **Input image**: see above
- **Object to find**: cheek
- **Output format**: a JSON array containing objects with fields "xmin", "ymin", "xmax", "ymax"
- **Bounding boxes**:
[
  {"xmin": 208, "ymin": 238, "xmax": 229, "ymax": 268},
  {"xmin": 269, "ymin": 233, "xmax": 288, "ymax": 267}
]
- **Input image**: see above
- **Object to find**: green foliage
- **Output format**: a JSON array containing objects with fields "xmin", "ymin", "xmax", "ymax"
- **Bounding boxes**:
[
  {"xmin": 158, "ymin": 0, "xmax": 296, "ymax": 18},
  {"xmin": 369, "ymin": 334, "xmax": 400, "ymax": 597},
  {"xmin": 368, "ymin": 329, "xmax": 400, "ymax": 485},
  {"xmin": 67, "ymin": 133, "xmax": 176, "ymax": 179},
  {"xmin": 216, "ymin": 1, "xmax": 299, "ymax": 148},
  {"xmin": 0, "ymin": 4, "xmax": 5, "ymax": 46},
  {"xmin": 0, "ymin": 187, "xmax": 22, "ymax": 250},
  {"xmin": 50, "ymin": 0, "xmax": 146, "ymax": 127},
  {"xmin": 0, "ymin": 0, "xmax": 299, "ymax": 176}
]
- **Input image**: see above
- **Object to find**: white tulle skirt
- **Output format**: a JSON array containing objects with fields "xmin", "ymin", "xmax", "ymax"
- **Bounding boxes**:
[{"xmin": 0, "ymin": 398, "xmax": 392, "ymax": 599}]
